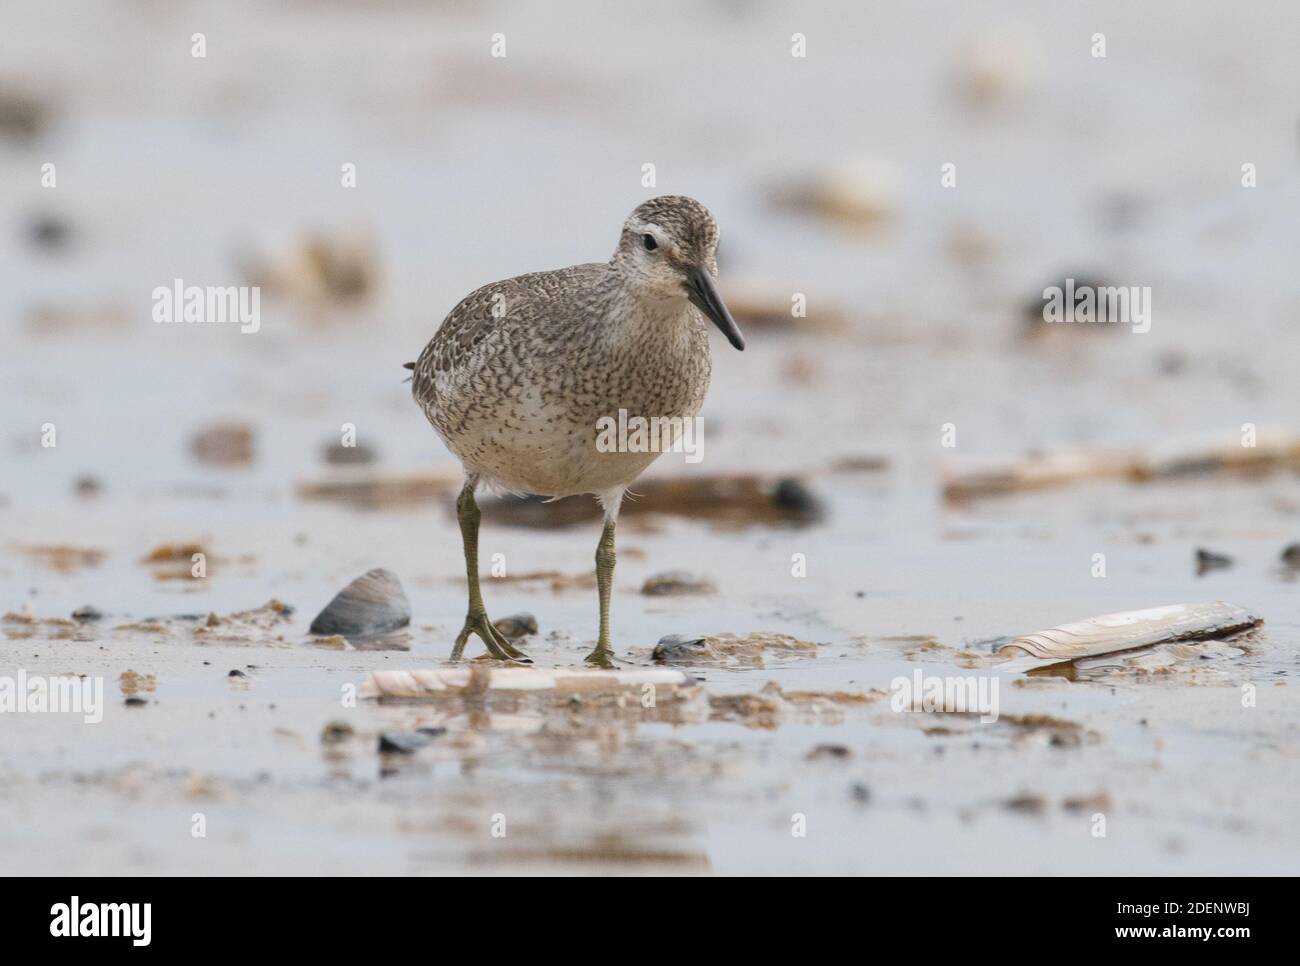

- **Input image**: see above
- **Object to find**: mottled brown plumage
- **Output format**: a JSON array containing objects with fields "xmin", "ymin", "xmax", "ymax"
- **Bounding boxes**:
[{"xmin": 409, "ymin": 195, "xmax": 743, "ymax": 664}]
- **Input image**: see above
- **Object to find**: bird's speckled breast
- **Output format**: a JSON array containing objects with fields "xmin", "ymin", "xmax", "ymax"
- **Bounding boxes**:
[{"xmin": 414, "ymin": 276, "xmax": 713, "ymax": 499}]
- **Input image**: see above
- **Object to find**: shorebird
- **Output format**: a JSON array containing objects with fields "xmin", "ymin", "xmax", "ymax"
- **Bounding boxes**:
[{"xmin": 409, "ymin": 195, "xmax": 744, "ymax": 666}]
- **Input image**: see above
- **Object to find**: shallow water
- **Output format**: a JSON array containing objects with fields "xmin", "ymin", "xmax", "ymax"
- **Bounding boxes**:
[{"xmin": 2, "ymin": 0, "xmax": 1299, "ymax": 874}]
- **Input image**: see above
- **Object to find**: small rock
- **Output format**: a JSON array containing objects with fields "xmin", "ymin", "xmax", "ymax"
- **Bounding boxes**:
[
  {"xmin": 227, "ymin": 669, "xmax": 246, "ymax": 678},
  {"xmin": 1063, "ymin": 792, "xmax": 1112, "ymax": 814},
  {"xmin": 850, "ymin": 783, "xmax": 871, "ymax": 805},
  {"xmin": 28, "ymin": 213, "xmax": 72, "ymax": 252},
  {"xmin": 124, "ymin": 696, "xmax": 147, "ymax": 707},
  {"xmin": 640, "ymin": 571, "xmax": 716, "ymax": 597},
  {"xmin": 310, "ymin": 568, "xmax": 411, "ymax": 637},
  {"xmin": 0, "ymin": 87, "xmax": 49, "ymax": 141},
  {"xmin": 378, "ymin": 730, "xmax": 433, "ymax": 754},
  {"xmin": 492, "ymin": 612, "xmax": 538, "ymax": 640},
  {"xmin": 320, "ymin": 720, "xmax": 354, "ymax": 744},
  {"xmin": 1003, "ymin": 793, "xmax": 1048, "ymax": 815},
  {"xmin": 1195, "ymin": 547, "xmax": 1233, "ymax": 575},
  {"xmin": 1281, "ymin": 543, "xmax": 1300, "ymax": 567},
  {"xmin": 190, "ymin": 422, "xmax": 254, "ymax": 466},
  {"xmin": 73, "ymin": 474, "xmax": 102, "ymax": 497},
  {"xmin": 806, "ymin": 744, "xmax": 852, "ymax": 761},
  {"xmin": 651, "ymin": 634, "xmax": 714, "ymax": 664},
  {"xmin": 322, "ymin": 440, "xmax": 377, "ymax": 465},
  {"xmin": 772, "ymin": 478, "xmax": 823, "ymax": 519},
  {"xmin": 71, "ymin": 605, "xmax": 102, "ymax": 623}
]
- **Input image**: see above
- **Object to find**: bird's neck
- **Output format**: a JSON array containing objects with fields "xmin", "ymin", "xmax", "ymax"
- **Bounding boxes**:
[{"xmin": 600, "ymin": 277, "xmax": 700, "ymax": 356}]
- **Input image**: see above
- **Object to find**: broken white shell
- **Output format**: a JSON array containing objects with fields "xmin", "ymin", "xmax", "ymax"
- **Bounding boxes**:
[{"xmin": 996, "ymin": 602, "xmax": 1261, "ymax": 667}]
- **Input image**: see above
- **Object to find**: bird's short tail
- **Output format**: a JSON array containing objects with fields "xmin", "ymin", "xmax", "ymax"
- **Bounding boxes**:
[{"xmin": 401, "ymin": 361, "xmax": 415, "ymax": 384}]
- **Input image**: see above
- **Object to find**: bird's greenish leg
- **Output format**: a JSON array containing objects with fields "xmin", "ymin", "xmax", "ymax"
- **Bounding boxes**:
[
  {"xmin": 584, "ymin": 518, "xmax": 617, "ymax": 668},
  {"xmin": 451, "ymin": 480, "xmax": 529, "ymax": 663}
]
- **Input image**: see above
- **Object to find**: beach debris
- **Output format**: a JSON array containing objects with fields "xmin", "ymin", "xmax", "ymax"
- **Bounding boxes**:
[
  {"xmin": 321, "ymin": 439, "xmax": 377, "ymax": 466},
  {"xmin": 27, "ymin": 212, "xmax": 74, "ymax": 253},
  {"xmin": 227, "ymin": 669, "xmax": 246, "ymax": 678},
  {"xmin": 320, "ymin": 720, "xmax": 354, "ymax": 744},
  {"xmin": 482, "ymin": 474, "xmax": 824, "ymax": 529},
  {"xmin": 720, "ymin": 279, "xmax": 846, "ymax": 333},
  {"xmin": 1281, "ymin": 543, "xmax": 1300, "ymax": 567},
  {"xmin": 492, "ymin": 612, "xmax": 538, "ymax": 641},
  {"xmin": 124, "ymin": 696, "xmax": 148, "ymax": 708},
  {"xmin": 361, "ymin": 666, "xmax": 691, "ymax": 700},
  {"xmin": 1063, "ymin": 792, "xmax": 1111, "ymax": 814},
  {"xmin": 952, "ymin": 24, "xmax": 1042, "ymax": 109},
  {"xmin": 831, "ymin": 454, "xmax": 890, "ymax": 473},
  {"xmin": 1195, "ymin": 547, "xmax": 1233, "ymax": 575},
  {"xmin": 142, "ymin": 542, "xmax": 206, "ymax": 564},
  {"xmin": 1001, "ymin": 713, "xmax": 1093, "ymax": 748},
  {"xmin": 0, "ymin": 85, "xmax": 50, "ymax": 140},
  {"xmin": 806, "ymin": 744, "xmax": 852, "ymax": 761},
  {"xmin": 118, "ymin": 670, "xmax": 156, "ymax": 695},
  {"xmin": 705, "ymin": 681, "xmax": 870, "ymax": 729},
  {"xmin": 641, "ymin": 571, "xmax": 716, "ymax": 596},
  {"xmin": 190, "ymin": 422, "xmax": 254, "ymax": 466},
  {"xmin": 25, "ymin": 301, "xmax": 130, "ymax": 337},
  {"xmin": 20, "ymin": 544, "xmax": 105, "ymax": 574},
  {"xmin": 708, "ymin": 688, "xmax": 785, "ymax": 729},
  {"xmin": 71, "ymin": 605, "xmax": 102, "ymax": 623},
  {"xmin": 1002, "ymin": 792, "xmax": 1049, "ymax": 815},
  {"xmin": 238, "ymin": 230, "xmax": 379, "ymax": 308},
  {"xmin": 771, "ymin": 477, "xmax": 823, "ymax": 519},
  {"xmin": 191, "ymin": 600, "xmax": 292, "ymax": 642},
  {"xmin": 310, "ymin": 568, "xmax": 411, "ymax": 637},
  {"xmin": 651, "ymin": 635, "xmax": 711, "ymax": 662},
  {"xmin": 1021, "ymin": 274, "xmax": 1113, "ymax": 337},
  {"xmin": 771, "ymin": 158, "xmax": 899, "ymax": 228},
  {"xmin": 944, "ymin": 430, "xmax": 1300, "ymax": 501},
  {"xmin": 73, "ymin": 474, "xmax": 102, "ymax": 498},
  {"xmin": 996, "ymin": 602, "xmax": 1261, "ymax": 670},
  {"xmin": 296, "ymin": 469, "xmax": 458, "ymax": 509},
  {"xmin": 378, "ymin": 730, "xmax": 435, "ymax": 754},
  {"xmin": 651, "ymin": 632, "xmax": 817, "ymax": 668}
]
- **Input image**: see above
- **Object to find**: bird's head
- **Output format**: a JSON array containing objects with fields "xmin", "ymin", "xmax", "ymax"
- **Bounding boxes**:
[{"xmin": 611, "ymin": 195, "xmax": 744, "ymax": 351}]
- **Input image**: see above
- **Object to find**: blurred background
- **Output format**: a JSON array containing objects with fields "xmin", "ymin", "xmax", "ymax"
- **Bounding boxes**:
[{"xmin": 2, "ymin": 1, "xmax": 1299, "ymax": 874}]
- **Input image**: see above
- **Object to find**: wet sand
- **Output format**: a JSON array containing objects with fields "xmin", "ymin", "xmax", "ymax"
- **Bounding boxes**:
[{"xmin": 3, "ymin": 0, "xmax": 1299, "ymax": 874}]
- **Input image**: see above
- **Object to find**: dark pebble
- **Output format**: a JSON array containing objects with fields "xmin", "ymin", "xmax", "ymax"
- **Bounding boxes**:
[
  {"xmin": 71, "ymin": 605, "xmax": 102, "ymax": 623},
  {"xmin": 492, "ymin": 612, "xmax": 538, "ymax": 640},
  {"xmin": 1195, "ymin": 547, "xmax": 1233, "ymax": 575},
  {"xmin": 378, "ymin": 730, "xmax": 434, "ymax": 754},
  {"xmin": 772, "ymin": 477, "xmax": 823, "ymax": 518}
]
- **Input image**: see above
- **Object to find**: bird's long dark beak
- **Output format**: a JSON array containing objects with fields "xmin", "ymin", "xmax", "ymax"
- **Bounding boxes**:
[{"xmin": 685, "ymin": 265, "xmax": 745, "ymax": 351}]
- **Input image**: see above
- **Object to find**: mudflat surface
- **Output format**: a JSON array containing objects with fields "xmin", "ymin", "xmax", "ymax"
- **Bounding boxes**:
[{"xmin": 2, "ymin": 0, "xmax": 1298, "ymax": 874}]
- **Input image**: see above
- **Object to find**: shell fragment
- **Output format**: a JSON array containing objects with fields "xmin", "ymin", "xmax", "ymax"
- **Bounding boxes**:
[{"xmin": 996, "ymin": 602, "xmax": 1261, "ymax": 668}]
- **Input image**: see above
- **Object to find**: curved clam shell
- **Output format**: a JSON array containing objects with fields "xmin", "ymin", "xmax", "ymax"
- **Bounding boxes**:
[
  {"xmin": 309, "ymin": 568, "xmax": 411, "ymax": 636},
  {"xmin": 998, "ymin": 602, "xmax": 1261, "ymax": 661}
]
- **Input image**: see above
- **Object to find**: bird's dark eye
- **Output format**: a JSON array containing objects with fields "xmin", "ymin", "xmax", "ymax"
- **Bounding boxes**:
[{"xmin": 641, "ymin": 233, "xmax": 657, "ymax": 252}]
